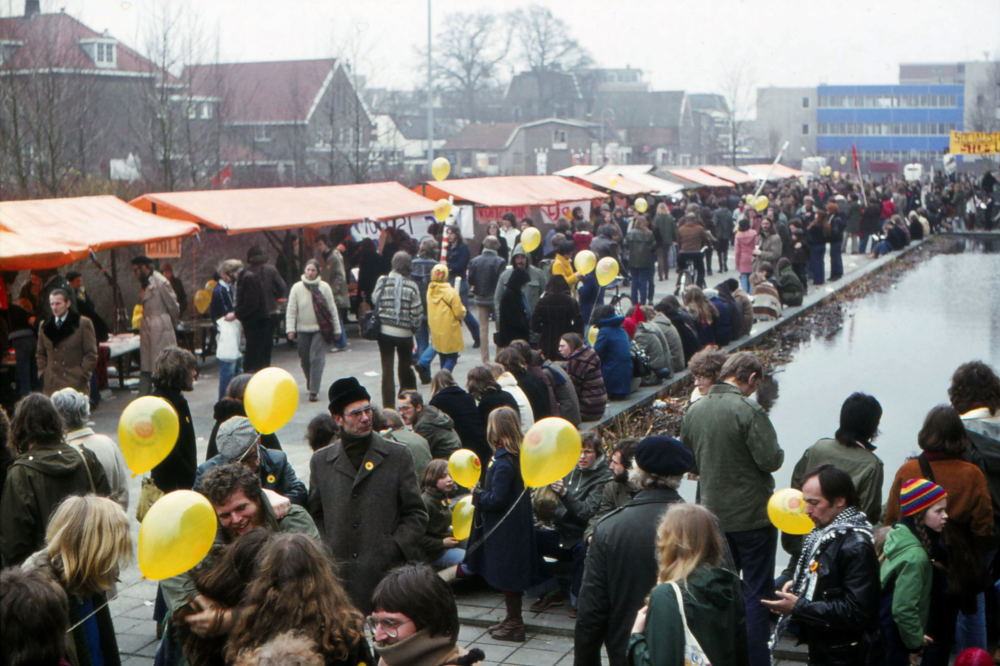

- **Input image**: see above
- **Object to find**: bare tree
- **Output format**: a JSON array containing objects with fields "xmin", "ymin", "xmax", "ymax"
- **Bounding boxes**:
[
  {"xmin": 968, "ymin": 62, "xmax": 1000, "ymax": 135},
  {"xmin": 427, "ymin": 11, "xmax": 510, "ymax": 122},
  {"xmin": 718, "ymin": 62, "xmax": 755, "ymax": 166},
  {"xmin": 509, "ymin": 5, "xmax": 591, "ymax": 73}
]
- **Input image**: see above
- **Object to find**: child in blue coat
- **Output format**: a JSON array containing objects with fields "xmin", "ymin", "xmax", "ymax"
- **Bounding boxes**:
[{"xmin": 592, "ymin": 305, "xmax": 633, "ymax": 398}]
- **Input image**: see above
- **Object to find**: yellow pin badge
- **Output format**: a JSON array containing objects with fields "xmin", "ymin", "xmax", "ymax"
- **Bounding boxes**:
[{"xmin": 365, "ymin": 462, "xmax": 374, "ymax": 471}]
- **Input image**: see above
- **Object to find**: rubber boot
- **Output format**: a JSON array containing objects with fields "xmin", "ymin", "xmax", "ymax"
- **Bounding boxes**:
[{"xmin": 491, "ymin": 593, "xmax": 526, "ymax": 642}]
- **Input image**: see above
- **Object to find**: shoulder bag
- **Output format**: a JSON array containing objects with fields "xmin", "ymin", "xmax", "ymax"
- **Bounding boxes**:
[
  {"xmin": 669, "ymin": 581, "xmax": 712, "ymax": 665},
  {"xmin": 359, "ymin": 281, "xmax": 383, "ymax": 341}
]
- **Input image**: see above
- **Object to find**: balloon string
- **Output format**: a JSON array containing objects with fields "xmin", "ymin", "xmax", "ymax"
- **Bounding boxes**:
[
  {"xmin": 463, "ymin": 487, "xmax": 529, "ymax": 557},
  {"xmin": 66, "ymin": 575, "xmax": 147, "ymax": 634}
]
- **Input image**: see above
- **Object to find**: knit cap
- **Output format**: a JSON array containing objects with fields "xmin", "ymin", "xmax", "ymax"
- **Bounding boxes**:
[{"xmin": 900, "ymin": 478, "xmax": 946, "ymax": 517}]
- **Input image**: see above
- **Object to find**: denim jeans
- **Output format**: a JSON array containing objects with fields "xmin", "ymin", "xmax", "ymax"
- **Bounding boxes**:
[
  {"xmin": 829, "ymin": 241, "xmax": 843, "ymax": 278},
  {"xmin": 955, "ymin": 592, "xmax": 987, "ymax": 653},
  {"xmin": 534, "ymin": 529, "xmax": 588, "ymax": 603},
  {"xmin": 13, "ymin": 335, "xmax": 42, "ymax": 397},
  {"xmin": 630, "ymin": 267, "xmax": 654, "ymax": 305},
  {"xmin": 433, "ymin": 547, "xmax": 467, "ymax": 568},
  {"xmin": 458, "ymin": 279, "xmax": 480, "ymax": 344},
  {"xmin": 417, "ymin": 344, "xmax": 457, "ymax": 372},
  {"xmin": 740, "ymin": 273, "xmax": 751, "ymax": 295},
  {"xmin": 218, "ymin": 358, "xmax": 243, "ymax": 401},
  {"xmin": 333, "ymin": 307, "xmax": 348, "ymax": 348},
  {"xmin": 858, "ymin": 234, "xmax": 870, "ymax": 254},
  {"xmin": 415, "ymin": 320, "xmax": 430, "ymax": 359},
  {"xmin": 726, "ymin": 525, "xmax": 778, "ymax": 666},
  {"xmin": 809, "ymin": 244, "xmax": 826, "ymax": 285}
]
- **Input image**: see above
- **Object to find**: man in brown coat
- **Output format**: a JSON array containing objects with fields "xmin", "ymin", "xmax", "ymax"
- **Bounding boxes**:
[
  {"xmin": 132, "ymin": 256, "xmax": 180, "ymax": 395},
  {"xmin": 36, "ymin": 288, "xmax": 98, "ymax": 396},
  {"xmin": 308, "ymin": 376, "xmax": 427, "ymax": 614}
]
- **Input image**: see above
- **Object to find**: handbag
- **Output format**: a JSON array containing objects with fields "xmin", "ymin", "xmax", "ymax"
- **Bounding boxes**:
[
  {"xmin": 669, "ymin": 582, "xmax": 712, "ymax": 666},
  {"xmin": 359, "ymin": 283, "xmax": 383, "ymax": 341},
  {"xmin": 135, "ymin": 476, "xmax": 165, "ymax": 522},
  {"xmin": 216, "ymin": 317, "xmax": 242, "ymax": 361}
]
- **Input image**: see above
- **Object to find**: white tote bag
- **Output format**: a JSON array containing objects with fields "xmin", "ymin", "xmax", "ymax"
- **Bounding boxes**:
[
  {"xmin": 669, "ymin": 582, "xmax": 712, "ymax": 666},
  {"xmin": 216, "ymin": 317, "xmax": 243, "ymax": 361}
]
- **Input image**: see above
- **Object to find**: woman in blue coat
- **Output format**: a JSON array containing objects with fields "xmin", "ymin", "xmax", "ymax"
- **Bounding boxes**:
[
  {"xmin": 592, "ymin": 305, "xmax": 633, "ymax": 398},
  {"xmin": 465, "ymin": 407, "xmax": 548, "ymax": 642}
]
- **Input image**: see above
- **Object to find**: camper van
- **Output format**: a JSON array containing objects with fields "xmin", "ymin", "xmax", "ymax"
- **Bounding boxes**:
[{"xmin": 903, "ymin": 163, "xmax": 924, "ymax": 182}]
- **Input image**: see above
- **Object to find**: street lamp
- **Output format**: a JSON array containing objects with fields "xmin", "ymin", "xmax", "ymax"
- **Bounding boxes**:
[{"xmin": 426, "ymin": 0, "xmax": 434, "ymax": 176}]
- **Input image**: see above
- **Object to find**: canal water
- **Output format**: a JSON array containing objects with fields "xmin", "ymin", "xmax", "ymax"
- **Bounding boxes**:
[{"xmin": 680, "ymin": 243, "xmax": 1000, "ymax": 503}]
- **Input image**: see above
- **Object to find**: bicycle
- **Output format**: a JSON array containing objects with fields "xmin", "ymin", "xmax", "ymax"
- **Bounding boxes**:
[
  {"xmin": 605, "ymin": 276, "xmax": 634, "ymax": 317},
  {"xmin": 674, "ymin": 246, "xmax": 711, "ymax": 296}
]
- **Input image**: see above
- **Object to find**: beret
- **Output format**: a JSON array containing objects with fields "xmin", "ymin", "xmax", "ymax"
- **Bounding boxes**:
[{"xmin": 635, "ymin": 436, "xmax": 694, "ymax": 477}]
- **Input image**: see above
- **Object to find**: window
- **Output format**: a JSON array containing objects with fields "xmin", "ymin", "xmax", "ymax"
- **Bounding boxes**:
[
  {"xmin": 187, "ymin": 104, "xmax": 197, "ymax": 120},
  {"xmin": 200, "ymin": 102, "xmax": 213, "ymax": 119},
  {"xmin": 254, "ymin": 126, "xmax": 272, "ymax": 142},
  {"xmin": 95, "ymin": 43, "xmax": 115, "ymax": 64},
  {"xmin": 553, "ymin": 129, "xmax": 567, "ymax": 149},
  {"xmin": 802, "ymin": 97, "xmax": 809, "ymax": 108},
  {"xmin": 802, "ymin": 124, "xmax": 809, "ymax": 135}
]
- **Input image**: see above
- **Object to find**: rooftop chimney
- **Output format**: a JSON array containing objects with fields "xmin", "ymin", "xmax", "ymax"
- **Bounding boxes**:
[{"xmin": 25, "ymin": 0, "xmax": 40, "ymax": 18}]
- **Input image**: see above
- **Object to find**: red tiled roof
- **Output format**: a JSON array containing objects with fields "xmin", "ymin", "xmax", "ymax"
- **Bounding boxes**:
[
  {"xmin": 0, "ymin": 13, "xmax": 176, "ymax": 82},
  {"xmin": 442, "ymin": 123, "xmax": 519, "ymax": 151},
  {"xmin": 184, "ymin": 59, "xmax": 336, "ymax": 124}
]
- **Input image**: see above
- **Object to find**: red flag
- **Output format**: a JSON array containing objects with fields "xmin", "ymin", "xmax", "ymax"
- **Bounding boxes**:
[
  {"xmin": 211, "ymin": 165, "xmax": 232, "ymax": 187},
  {"xmin": 852, "ymin": 144, "xmax": 859, "ymax": 172}
]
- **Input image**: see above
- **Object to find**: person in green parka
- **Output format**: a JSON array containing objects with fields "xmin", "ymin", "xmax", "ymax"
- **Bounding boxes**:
[
  {"xmin": 627, "ymin": 503, "xmax": 749, "ymax": 666},
  {"xmin": 880, "ymin": 479, "xmax": 948, "ymax": 666},
  {"xmin": 653, "ymin": 202, "xmax": 677, "ymax": 281},
  {"xmin": 777, "ymin": 258, "xmax": 804, "ymax": 307},
  {"xmin": 417, "ymin": 460, "xmax": 466, "ymax": 568}
]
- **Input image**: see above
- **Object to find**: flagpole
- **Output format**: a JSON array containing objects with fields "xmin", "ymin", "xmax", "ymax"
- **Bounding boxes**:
[
  {"xmin": 853, "ymin": 145, "xmax": 867, "ymax": 207},
  {"xmin": 753, "ymin": 141, "xmax": 789, "ymax": 200}
]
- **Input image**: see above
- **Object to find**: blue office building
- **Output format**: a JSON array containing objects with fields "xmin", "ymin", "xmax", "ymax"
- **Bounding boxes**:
[{"xmin": 816, "ymin": 84, "xmax": 963, "ymax": 165}]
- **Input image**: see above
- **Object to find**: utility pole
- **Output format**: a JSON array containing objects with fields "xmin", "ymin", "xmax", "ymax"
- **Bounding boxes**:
[{"xmin": 426, "ymin": 0, "xmax": 434, "ymax": 176}]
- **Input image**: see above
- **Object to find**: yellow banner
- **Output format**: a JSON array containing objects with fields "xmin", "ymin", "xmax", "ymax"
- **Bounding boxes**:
[{"xmin": 950, "ymin": 131, "xmax": 1000, "ymax": 155}]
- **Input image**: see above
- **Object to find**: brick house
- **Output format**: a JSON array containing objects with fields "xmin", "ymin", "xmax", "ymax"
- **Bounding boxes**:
[{"xmin": 441, "ymin": 118, "xmax": 599, "ymax": 176}]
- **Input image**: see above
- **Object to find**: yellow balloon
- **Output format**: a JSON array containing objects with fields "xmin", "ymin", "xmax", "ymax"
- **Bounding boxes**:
[
  {"xmin": 521, "ymin": 417, "xmax": 582, "ymax": 488},
  {"xmin": 205, "ymin": 279, "xmax": 217, "ymax": 292},
  {"xmin": 131, "ymin": 304, "xmax": 143, "ymax": 330},
  {"xmin": 753, "ymin": 195, "xmax": 769, "ymax": 212},
  {"xmin": 434, "ymin": 199, "xmax": 451, "ymax": 222},
  {"xmin": 138, "ymin": 490, "xmax": 218, "ymax": 580},
  {"xmin": 833, "ymin": 170, "xmax": 841, "ymax": 179},
  {"xmin": 194, "ymin": 289, "xmax": 211, "ymax": 314},
  {"xmin": 588, "ymin": 326, "xmax": 598, "ymax": 346},
  {"xmin": 608, "ymin": 176, "xmax": 619, "ymax": 187},
  {"xmin": 839, "ymin": 156, "xmax": 847, "ymax": 165},
  {"xmin": 573, "ymin": 250, "xmax": 597, "ymax": 275},
  {"xmin": 244, "ymin": 367, "xmax": 299, "ymax": 434},
  {"xmin": 452, "ymin": 495, "xmax": 474, "ymax": 541},
  {"xmin": 119, "ymin": 396, "xmax": 180, "ymax": 475},
  {"xmin": 448, "ymin": 449, "xmax": 482, "ymax": 489},
  {"xmin": 520, "ymin": 226, "xmax": 541, "ymax": 252},
  {"xmin": 432, "ymin": 157, "xmax": 451, "ymax": 181},
  {"xmin": 596, "ymin": 257, "xmax": 619, "ymax": 287},
  {"xmin": 767, "ymin": 488, "xmax": 815, "ymax": 535},
  {"xmin": 634, "ymin": 197, "xmax": 648, "ymax": 213}
]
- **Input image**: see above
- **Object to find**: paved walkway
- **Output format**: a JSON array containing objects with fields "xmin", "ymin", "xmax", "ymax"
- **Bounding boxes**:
[{"xmin": 95, "ymin": 246, "xmax": 887, "ymax": 663}]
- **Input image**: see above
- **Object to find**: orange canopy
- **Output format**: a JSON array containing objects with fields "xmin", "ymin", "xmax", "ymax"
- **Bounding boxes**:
[
  {"xmin": 1, "ymin": 195, "xmax": 201, "ymax": 271},
  {"xmin": 416, "ymin": 176, "xmax": 606, "ymax": 208},
  {"xmin": 700, "ymin": 165, "xmax": 755, "ymax": 185},
  {"xmin": 566, "ymin": 173, "xmax": 656, "ymax": 196},
  {"xmin": 130, "ymin": 182, "xmax": 436, "ymax": 234},
  {"xmin": 664, "ymin": 169, "xmax": 735, "ymax": 188},
  {"xmin": 741, "ymin": 163, "xmax": 805, "ymax": 181}
]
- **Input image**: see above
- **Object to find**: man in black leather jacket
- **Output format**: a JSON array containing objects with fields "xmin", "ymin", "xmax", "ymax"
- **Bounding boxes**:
[{"xmin": 763, "ymin": 463, "xmax": 886, "ymax": 666}]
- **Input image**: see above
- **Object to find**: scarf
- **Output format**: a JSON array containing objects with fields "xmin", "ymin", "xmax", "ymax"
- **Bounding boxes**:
[
  {"xmin": 770, "ymin": 506, "xmax": 872, "ymax": 662},
  {"xmin": 390, "ymin": 271, "xmax": 404, "ymax": 317},
  {"xmin": 303, "ymin": 277, "xmax": 334, "ymax": 344}
]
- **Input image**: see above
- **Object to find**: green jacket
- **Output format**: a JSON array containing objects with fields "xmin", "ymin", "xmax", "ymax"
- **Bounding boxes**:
[
  {"xmin": 160, "ymin": 493, "xmax": 320, "ymax": 613},
  {"xmin": 653, "ymin": 213, "xmax": 677, "ymax": 246},
  {"xmin": 880, "ymin": 523, "xmax": 932, "ymax": 651},
  {"xmin": 633, "ymin": 321, "xmax": 670, "ymax": 373},
  {"xmin": 625, "ymin": 229, "xmax": 656, "ymax": 268},
  {"xmin": 845, "ymin": 201, "xmax": 863, "ymax": 234},
  {"xmin": 418, "ymin": 487, "xmax": 453, "ymax": 563},
  {"xmin": 583, "ymin": 479, "xmax": 639, "ymax": 542},
  {"xmin": 778, "ymin": 266, "xmax": 804, "ymax": 307},
  {"xmin": 626, "ymin": 566, "xmax": 749, "ymax": 666},
  {"xmin": 554, "ymin": 456, "xmax": 613, "ymax": 548},
  {"xmin": 383, "ymin": 427, "xmax": 433, "ymax": 481},
  {"xmin": 1, "ymin": 440, "xmax": 110, "ymax": 567},
  {"xmin": 649, "ymin": 312, "xmax": 685, "ymax": 373},
  {"xmin": 413, "ymin": 406, "xmax": 462, "ymax": 460},
  {"xmin": 791, "ymin": 438, "xmax": 883, "ymax": 525},
  {"xmin": 680, "ymin": 384, "xmax": 784, "ymax": 532}
]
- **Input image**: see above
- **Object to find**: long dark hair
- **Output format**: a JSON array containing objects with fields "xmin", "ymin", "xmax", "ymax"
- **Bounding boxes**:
[{"xmin": 10, "ymin": 394, "xmax": 63, "ymax": 454}]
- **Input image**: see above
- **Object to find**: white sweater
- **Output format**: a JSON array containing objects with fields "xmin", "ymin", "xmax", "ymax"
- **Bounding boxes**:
[
  {"xmin": 286, "ymin": 277, "xmax": 340, "ymax": 334},
  {"xmin": 496, "ymin": 372, "xmax": 535, "ymax": 432}
]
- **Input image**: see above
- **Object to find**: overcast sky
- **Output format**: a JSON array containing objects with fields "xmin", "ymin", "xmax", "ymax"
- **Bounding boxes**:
[{"xmin": 11, "ymin": 0, "xmax": 1000, "ymax": 94}]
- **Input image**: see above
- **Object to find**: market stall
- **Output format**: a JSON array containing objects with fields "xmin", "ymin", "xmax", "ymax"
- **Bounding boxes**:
[{"xmin": 700, "ymin": 165, "xmax": 756, "ymax": 186}]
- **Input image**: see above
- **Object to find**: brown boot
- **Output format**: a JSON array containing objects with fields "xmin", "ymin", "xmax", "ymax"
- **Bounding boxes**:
[
  {"xmin": 491, "ymin": 593, "xmax": 526, "ymax": 642},
  {"xmin": 487, "ymin": 618, "xmax": 508, "ymax": 633}
]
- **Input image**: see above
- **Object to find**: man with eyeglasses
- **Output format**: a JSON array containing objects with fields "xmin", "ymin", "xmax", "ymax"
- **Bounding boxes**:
[
  {"xmin": 193, "ymin": 416, "xmax": 307, "ymax": 506},
  {"xmin": 308, "ymin": 376, "xmax": 428, "ymax": 614}
]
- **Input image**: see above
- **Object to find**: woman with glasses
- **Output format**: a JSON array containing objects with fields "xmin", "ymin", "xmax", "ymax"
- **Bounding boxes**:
[{"xmin": 226, "ymin": 533, "xmax": 373, "ymax": 666}]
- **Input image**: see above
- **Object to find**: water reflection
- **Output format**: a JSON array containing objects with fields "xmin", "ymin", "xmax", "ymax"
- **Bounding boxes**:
[{"xmin": 679, "ymin": 245, "xmax": 1000, "ymax": 504}]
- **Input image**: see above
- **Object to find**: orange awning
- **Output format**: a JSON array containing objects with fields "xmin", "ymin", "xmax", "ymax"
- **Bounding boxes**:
[
  {"xmin": 700, "ymin": 165, "xmax": 755, "ymax": 185},
  {"xmin": 664, "ymin": 169, "xmax": 735, "ymax": 188},
  {"xmin": 1, "ymin": 195, "xmax": 201, "ymax": 271},
  {"xmin": 741, "ymin": 164, "xmax": 805, "ymax": 181},
  {"xmin": 416, "ymin": 176, "xmax": 606, "ymax": 208},
  {"xmin": 566, "ymin": 173, "xmax": 656, "ymax": 196},
  {"xmin": 130, "ymin": 182, "xmax": 436, "ymax": 234}
]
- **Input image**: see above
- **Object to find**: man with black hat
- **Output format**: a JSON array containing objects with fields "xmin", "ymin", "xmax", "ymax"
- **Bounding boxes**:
[
  {"xmin": 308, "ymin": 376, "xmax": 428, "ymax": 614},
  {"xmin": 131, "ymin": 256, "xmax": 180, "ymax": 395},
  {"xmin": 193, "ymin": 416, "xmax": 307, "ymax": 506},
  {"xmin": 575, "ymin": 436, "xmax": 731, "ymax": 666}
]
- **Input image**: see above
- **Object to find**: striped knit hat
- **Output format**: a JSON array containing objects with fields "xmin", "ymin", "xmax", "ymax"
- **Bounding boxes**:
[{"xmin": 900, "ymin": 478, "xmax": 947, "ymax": 517}]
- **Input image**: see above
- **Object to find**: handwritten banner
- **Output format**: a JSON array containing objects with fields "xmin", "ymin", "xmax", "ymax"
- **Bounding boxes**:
[
  {"xmin": 145, "ymin": 238, "xmax": 182, "ymax": 258},
  {"xmin": 950, "ymin": 131, "xmax": 1000, "ymax": 156}
]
